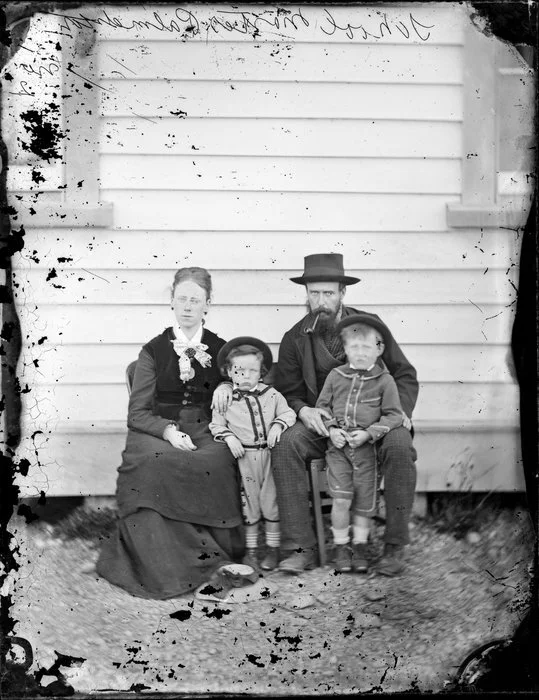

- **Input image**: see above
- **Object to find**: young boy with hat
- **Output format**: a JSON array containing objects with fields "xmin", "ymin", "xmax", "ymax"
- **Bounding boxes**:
[
  {"xmin": 210, "ymin": 337, "xmax": 296, "ymax": 571},
  {"xmin": 316, "ymin": 314, "xmax": 404, "ymax": 574}
]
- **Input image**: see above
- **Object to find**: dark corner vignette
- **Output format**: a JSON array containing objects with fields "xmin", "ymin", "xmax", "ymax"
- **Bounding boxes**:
[
  {"xmin": 0, "ymin": 2, "xmax": 94, "ymax": 697},
  {"xmin": 0, "ymin": 0, "xmax": 536, "ymax": 696}
]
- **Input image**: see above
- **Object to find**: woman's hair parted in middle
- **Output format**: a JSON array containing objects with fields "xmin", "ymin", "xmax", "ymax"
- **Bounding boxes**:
[
  {"xmin": 222, "ymin": 344, "xmax": 269, "ymax": 377},
  {"xmin": 171, "ymin": 267, "xmax": 213, "ymax": 300}
]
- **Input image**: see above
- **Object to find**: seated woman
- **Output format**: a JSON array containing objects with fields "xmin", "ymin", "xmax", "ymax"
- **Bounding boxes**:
[{"xmin": 96, "ymin": 267, "xmax": 243, "ymax": 599}]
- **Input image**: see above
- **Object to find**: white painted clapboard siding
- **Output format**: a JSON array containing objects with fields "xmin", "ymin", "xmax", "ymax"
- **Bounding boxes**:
[
  {"xmin": 100, "ymin": 119, "xmax": 461, "ymax": 157},
  {"xmin": 14, "ymin": 3, "xmax": 522, "ymax": 494},
  {"xmin": 100, "ymin": 191, "xmax": 459, "ymax": 231},
  {"xmin": 21, "ymin": 343, "xmax": 516, "ymax": 386},
  {"xmin": 98, "ymin": 43, "xmax": 462, "ymax": 83},
  {"xmin": 15, "ymin": 269, "xmax": 517, "ymax": 306},
  {"xmin": 18, "ymin": 304, "xmax": 515, "ymax": 346},
  {"xmin": 100, "ymin": 83, "xmax": 462, "ymax": 120},
  {"xmin": 16, "ymin": 230, "xmax": 520, "ymax": 270},
  {"xmin": 21, "ymin": 383, "xmax": 518, "ymax": 426},
  {"xmin": 99, "ymin": 156, "xmax": 461, "ymax": 194}
]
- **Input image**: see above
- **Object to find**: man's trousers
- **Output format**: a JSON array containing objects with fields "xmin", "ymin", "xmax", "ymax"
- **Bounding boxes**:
[{"xmin": 271, "ymin": 422, "xmax": 417, "ymax": 551}]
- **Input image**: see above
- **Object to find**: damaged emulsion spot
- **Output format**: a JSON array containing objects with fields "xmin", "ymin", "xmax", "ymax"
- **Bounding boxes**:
[{"xmin": 19, "ymin": 107, "xmax": 64, "ymax": 162}]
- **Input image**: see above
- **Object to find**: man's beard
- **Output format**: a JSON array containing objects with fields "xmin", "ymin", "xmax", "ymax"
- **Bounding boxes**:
[{"xmin": 306, "ymin": 305, "xmax": 340, "ymax": 334}]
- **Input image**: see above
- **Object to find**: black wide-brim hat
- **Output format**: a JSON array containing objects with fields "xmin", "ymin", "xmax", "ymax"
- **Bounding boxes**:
[
  {"xmin": 290, "ymin": 253, "xmax": 359, "ymax": 286},
  {"xmin": 217, "ymin": 336, "xmax": 274, "ymax": 375},
  {"xmin": 337, "ymin": 313, "xmax": 389, "ymax": 345}
]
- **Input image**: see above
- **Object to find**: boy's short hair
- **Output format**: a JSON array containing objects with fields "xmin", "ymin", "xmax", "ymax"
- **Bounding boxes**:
[
  {"xmin": 222, "ymin": 344, "xmax": 269, "ymax": 376},
  {"xmin": 340, "ymin": 323, "xmax": 384, "ymax": 347}
]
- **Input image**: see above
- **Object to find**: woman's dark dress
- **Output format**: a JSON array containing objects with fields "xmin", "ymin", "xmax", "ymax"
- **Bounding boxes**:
[{"xmin": 96, "ymin": 327, "xmax": 243, "ymax": 599}]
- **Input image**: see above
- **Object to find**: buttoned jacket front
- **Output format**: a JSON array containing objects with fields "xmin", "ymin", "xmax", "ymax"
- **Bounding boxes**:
[
  {"xmin": 209, "ymin": 383, "xmax": 296, "ymax": 448},
  {"xmin": 316, "ymin": 362, "xmax": 403, "ymax": 443}
]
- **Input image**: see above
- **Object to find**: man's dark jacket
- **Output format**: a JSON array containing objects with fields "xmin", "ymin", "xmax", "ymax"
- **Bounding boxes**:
[{"xmin": 275, "ymin": 306, "xmax": 419, "ymax": 419}]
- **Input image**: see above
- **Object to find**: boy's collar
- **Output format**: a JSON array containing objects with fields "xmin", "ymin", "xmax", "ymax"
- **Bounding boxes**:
[{"xmin": 349, "ymin": 362, "xmax": 375, "ymax": 371}]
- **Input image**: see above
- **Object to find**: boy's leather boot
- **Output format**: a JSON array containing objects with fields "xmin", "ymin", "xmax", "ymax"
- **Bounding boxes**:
[
  {"xmin": 260, "ymin": 547, "xmax": 279, "ymax": 571},
  {"xmin": 334, "ymin": 544, "xmax": 353, "ymax": 573},
  {"xmin": 351, "ymin": 543, "xmax": 369, "ymax": 573},
  {"xmin": 242, "ymin": 548, "xmax": 259, "ymax": 570}
]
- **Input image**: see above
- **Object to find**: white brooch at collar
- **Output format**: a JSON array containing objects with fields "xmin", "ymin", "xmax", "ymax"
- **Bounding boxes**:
[{"xmin": 171, "ymin": 338, "xmax": 212, "ymax": 382}]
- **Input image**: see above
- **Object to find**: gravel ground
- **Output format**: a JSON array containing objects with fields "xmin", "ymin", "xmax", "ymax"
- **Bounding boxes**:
[{"xmin": 6, "ymin": 503, "xmax": 535, "ymax": 695}]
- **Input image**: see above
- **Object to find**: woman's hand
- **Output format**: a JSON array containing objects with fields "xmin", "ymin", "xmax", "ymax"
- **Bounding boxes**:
[
  {"xmin": 163, "ymin": 425, "xmax": 197, "ymax": 451},
  {"xmin": 225, "ymin": 435, "xmax": 245, "ymax": 458},
  {"xmin": 268, "ymin": 423, "xmax": 284, "ymax": 448},
  {"xmin": 298, "ymin": 407, "xmax": 331, "ymax": 436},
  {"xmin": 212, "ymin": 383, "xmax": 233, "ymax": 415},
  {"xmin": 346, "ymin": 430, "xmax": 370, "ymax": 448},
  {"xmin": 329, "ymin": 427, "xmax": 347, "ymax": 448}
]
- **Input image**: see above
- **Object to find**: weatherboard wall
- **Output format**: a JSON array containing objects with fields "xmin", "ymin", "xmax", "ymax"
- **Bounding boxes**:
[{"xmin": 7, "ymin": 4, "xmax": 523, "ymax": 496}]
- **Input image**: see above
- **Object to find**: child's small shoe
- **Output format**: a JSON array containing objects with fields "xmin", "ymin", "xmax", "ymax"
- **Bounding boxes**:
[
  {"xmin": 242, "ymin": 548, "xmax": 259, "ymax": 570},
  {"xmin": 334, "ymin": 544, "xmax": 353, "ymax": 573},
  {"xmin": 259, "ymin": 547, "xmax": 279, "ymax": 571},
  {"xmin": 351, "ymin": 543, "xmax": 369, "ymax": 573}
]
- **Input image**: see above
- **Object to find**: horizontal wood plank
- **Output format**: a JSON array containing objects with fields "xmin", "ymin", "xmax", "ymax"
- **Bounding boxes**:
[
  {"xmin": 22, "ymin": 342, "xmax": 516, "ymax": 385},
  {"xmin": 99, "ymin": 119, "xmax": 462, "ymax": 157},
  {"xmin": 14, "ymin": 268, "xmax": 517, "ymax": 306},
  {"xmin": 18, "ymin": 381, "xmax": 518, "ymax": 425},
  {"xmin": 97, "ymin": 43, "xmax": 462, "ymax": 83},
  {"xmin": 99, "ymin": 190, "xmax": 459, "ymax": 231},
  {"xmin": 414, "ymin": 430, "xmax": 523, "ymax": 491},
  {"xmin": 91, "ymin": 4, "xmax": 465, "ymax": 44},
  {"xmin": 99, "ymin": 155, "xmax": 461, "ymax": 194},
  {"xmin": 16, "ymin": 303, "xmax": 515, "ymax": 345},
  {"xmin": 15, "ymin": 230, "xmax": 520, "ymax": 270},
  {"xmin": 99, "ymin": 82, "xmax": 462, "ymax": 120}
]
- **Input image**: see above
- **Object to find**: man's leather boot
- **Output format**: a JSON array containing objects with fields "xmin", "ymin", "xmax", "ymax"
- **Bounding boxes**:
[
  {"xmin": 375, "ymin": 543, "xmax": 404, "ymax": 576},
  {"xmin": 278, "ymin": 547, "xmax": 318, "ymax": 574}
]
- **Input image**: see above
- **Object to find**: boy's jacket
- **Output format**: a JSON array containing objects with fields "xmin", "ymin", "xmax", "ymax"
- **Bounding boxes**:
[{"xmin": 316, "ymin": 361, "xmax": 403, "ymax": 443}]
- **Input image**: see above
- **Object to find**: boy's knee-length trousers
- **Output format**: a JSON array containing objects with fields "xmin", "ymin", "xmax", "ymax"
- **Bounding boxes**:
[{"xmin": 237, "ymin": 448, "xmax": 279, "ymax": 525}]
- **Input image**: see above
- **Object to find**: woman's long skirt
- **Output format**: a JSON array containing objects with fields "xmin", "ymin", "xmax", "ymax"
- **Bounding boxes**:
[{"xmin": 96, "ymin": 408, "xmax": 244, "ymax": 599}]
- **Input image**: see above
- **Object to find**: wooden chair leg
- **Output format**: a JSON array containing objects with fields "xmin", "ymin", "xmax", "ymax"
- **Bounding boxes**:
[{"xmin": 309, "ymin": 461, "xmax": 327, "ymax": 567}]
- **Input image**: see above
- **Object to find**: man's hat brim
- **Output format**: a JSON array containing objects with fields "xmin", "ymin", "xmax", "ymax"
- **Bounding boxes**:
[
  {"xmin": 217, "ymin": 336, "xmax": 273, "ymax": 374},
  {"xmin": 290, "ymin": 274, "xmax": 360, "ymax": 286},
  {"xmin": 337, "ymin": 314, "xmax": 389, "ymax": 344}
]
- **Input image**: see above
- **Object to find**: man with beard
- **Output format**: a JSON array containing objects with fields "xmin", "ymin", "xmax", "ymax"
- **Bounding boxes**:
[{"xmin": 272, "ymin": 253, "xmax": 419, "ymax": 575}]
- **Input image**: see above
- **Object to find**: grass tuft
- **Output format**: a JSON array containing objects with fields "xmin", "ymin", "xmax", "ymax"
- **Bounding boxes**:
[
  {"xmin": 53, "ymin": 505, "xmax": 118, "ymax": 542},
  {"xmin": 427, "ymin": 492, "xmax": 527, "ymax": 539}
]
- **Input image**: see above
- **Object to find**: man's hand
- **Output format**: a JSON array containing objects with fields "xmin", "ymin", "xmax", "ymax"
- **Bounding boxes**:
[
  {"xmin": 211, "ymin": 383, "xmax": 233, "ymax": 414},
  {"xmin": 329, "ymin": 427, "xmax": 347, "ymax": 448},
  {"xmin": 402, "ymin": 413, "xmax": 412, "ymax": 431},
  {"xmin": 346, "ymin": 430, "xmax": 370, "ymax": 448},
  {"xmin": 224, "ymin": 435, "xmax": 245, "ymax": 459},
  {"xmin": 298, "ymin": 407, "xmax": 332, "ymax": 437},
  {"xmin": 268, "ymin": 423, "xmax": 284, "ymax": 448},
  {"xmin": 163, "ymin": 425, "xmax": 197, "ymax": 451}
]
